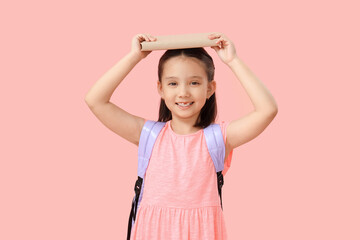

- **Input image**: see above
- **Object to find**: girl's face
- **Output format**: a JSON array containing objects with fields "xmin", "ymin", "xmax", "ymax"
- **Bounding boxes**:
[{"xmin": 157, "ymin": 56, "xmax": 216, "ymax": 123}]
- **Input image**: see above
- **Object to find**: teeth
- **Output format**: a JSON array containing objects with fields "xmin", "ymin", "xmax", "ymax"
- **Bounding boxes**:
[{"xmin": 177, "ymin": 102, "xmax": 193, "ymax": 106}]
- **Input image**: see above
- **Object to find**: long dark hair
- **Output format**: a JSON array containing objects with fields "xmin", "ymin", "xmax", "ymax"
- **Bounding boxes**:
[{"xmin": 157, "ymin": 48, "xmax": 217, "ymax": 128}]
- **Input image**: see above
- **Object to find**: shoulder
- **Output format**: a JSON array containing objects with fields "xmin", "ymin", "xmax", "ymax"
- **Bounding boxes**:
[{"xmin": 138, "ymin": 120, "xmax": 168, "ymax": 141}]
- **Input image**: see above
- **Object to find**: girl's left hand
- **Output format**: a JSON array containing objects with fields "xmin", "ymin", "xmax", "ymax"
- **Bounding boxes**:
[{"xmin": 208, "ymin": 33, "xmax": 238, "ymax": 65}]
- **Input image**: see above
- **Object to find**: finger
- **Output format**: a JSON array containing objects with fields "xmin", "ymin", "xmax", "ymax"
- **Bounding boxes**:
[
  {"xmin": 136, "ymin": 34, "xmax": 147, "ymax": 42},
  {"xmin": 145, "ymin": 33, "xmax": 153, "ymax": 41},
  {"xmin": 216, "ymin": 37, "xmax": 229, "ymax": 48},
  {"xmin": 208, "ymin": 35, "xmax": 220, "ymax": 40},
  {"xmin": 208, "ymin": 32, "xmax": 222, "ymax": 39},
  {"xmin": 215, "ymin": 38, "xmax": 224, "ymax": 48},
  {"xmin": 143, "ymin": 34, "xmax": 151, "ymax": 42},
  {"xmin": 137, "ymin": 34, "xmax": 150, "ymax": 42},
  {"xmin": 149, "ymin": 35, "xmax": 157, "ymax": 41},
  {"xmin": 144, "ymin": 33, "xmax": 157, "ymax": 41}
]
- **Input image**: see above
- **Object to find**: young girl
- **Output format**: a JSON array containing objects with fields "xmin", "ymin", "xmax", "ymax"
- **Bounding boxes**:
[{"xmin": 85, "ymin": 33, "xmax": 278, "ymax": 239}]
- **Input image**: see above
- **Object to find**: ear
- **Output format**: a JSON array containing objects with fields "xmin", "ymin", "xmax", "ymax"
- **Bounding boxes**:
[
  {"xmin": 207, "ymin": 80, "xmax": 216, "ymax": 99},
  {"xmin": 157, "ymin": 81, "xmax": 164, "ymax": 98}
]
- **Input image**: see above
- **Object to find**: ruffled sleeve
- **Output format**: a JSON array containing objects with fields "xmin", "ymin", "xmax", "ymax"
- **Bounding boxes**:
[{"xmin": 219, "ymin": 121, "xmax": 233, "ymax": 176}]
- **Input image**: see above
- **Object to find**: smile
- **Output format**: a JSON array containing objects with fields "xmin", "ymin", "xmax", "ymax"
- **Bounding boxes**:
[{"xmin": 176, "ymin": 102, "xmax": 194, "ymax": 107}]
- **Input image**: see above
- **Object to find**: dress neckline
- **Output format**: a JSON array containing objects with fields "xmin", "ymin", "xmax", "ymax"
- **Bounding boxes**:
[{"xmin": 167, "ymin": 120, "xmax": 203, "ymax": 137}]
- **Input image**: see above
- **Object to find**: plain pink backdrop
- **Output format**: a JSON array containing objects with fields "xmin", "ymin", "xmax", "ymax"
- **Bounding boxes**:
[{"xmin": 1, "ymin": 0, "xmax": 359, "ymax": 239}]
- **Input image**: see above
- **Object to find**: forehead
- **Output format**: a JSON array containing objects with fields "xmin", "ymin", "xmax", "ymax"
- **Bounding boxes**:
[{"xmin": 162, "ymin": 56, "xmax": 207, "ymax": 77}]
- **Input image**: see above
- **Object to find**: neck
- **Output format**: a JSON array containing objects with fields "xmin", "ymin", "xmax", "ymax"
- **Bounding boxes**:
[{"xmin": 170, "ymin": 117, "xmax": 201, "ymax": 135}]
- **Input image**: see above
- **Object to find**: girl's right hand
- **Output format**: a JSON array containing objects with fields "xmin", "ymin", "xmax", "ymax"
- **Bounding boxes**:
[{"xmin": 131, "ymin": 33, "xmax": 157, "ymax": 60}]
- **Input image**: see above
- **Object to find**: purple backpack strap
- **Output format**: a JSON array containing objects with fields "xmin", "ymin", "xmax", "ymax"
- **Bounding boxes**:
[
  {"xmin": 127, "ymin": 120, "xmax": 165, "ymax": 240},
  {"xmin": 137, "ymin": 120, "xmax": 166, "ymax": 178},
  {"xmin": 137, "ymin": 120, "xmax": 165, "ymax": 210},
  {"xmin": 203, "ymin": 123, "xmax": 226, "ymax": 210},
  {"xmin": 203, "ymin": 123, "xmax": 225, "ymax": 172}
]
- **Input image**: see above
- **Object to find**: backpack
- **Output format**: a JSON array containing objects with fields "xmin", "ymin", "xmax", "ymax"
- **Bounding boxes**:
[{"xmin": 127, "ymin": 120, "xmax": 226, "ymax": 240}]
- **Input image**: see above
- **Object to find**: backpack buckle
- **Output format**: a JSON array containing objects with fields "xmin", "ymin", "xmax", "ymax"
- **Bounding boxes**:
[
  {"xmin": 217, "ymin": 171, "xmax": 224, "ymax": 187},
  {"xmin": 134, "ymin": 176, "xmax": 143, "ymax": 196}
]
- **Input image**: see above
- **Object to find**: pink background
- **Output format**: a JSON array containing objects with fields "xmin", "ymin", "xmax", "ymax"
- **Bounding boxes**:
[{"xmin": 1, "ymin": 0, "xmax": 359, "ymax": 239}]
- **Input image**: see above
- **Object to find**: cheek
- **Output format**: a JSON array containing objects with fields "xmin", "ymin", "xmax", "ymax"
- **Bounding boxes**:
[
  {"xmin": 194, "ymin": 92, "xmax": 207, "ymax": 104},
  {"xmin": 199, "ymin": 98, "xmax": 207, "ymax": 106},
  {"xmin": 196, "ymin": 88, "xmax": 209, "ymax": 99},
  {"xmin": 162, "ymin": 92, "xmax": 175, "ymax": 104},
  {"xmin": 163, "ymin": 90, "xmax": 173, "ymax": 98}
]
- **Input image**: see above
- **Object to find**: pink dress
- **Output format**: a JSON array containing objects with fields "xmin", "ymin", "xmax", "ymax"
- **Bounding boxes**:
[{"xmin": 130, "ymin": 120, "xmax": 233, "ymax": 240}]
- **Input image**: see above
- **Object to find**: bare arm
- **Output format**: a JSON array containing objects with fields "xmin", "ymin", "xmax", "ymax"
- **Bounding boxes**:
[
  {"xmin": 85, "ymin": 34, "xmax": 157, "ymax": 146},
  {"xmin": 85, "ymin": 52, "xmax": 142, "ymax": 105},
  {"xmin": 226, "ymin": 56, "xmax": 278, "ymax": 148},
  {"xmin": 209, "ymin": 33, "xmax": 278, "ymax": 151},
  {"xmin": 227, "ymin": 56, "xmax": 278, "ymax": 114}
]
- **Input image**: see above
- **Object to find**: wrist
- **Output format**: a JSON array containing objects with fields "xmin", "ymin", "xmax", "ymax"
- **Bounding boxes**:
[
  {"xmin": 226, "ymin": 56, "xmax": 242, "ymax": 68},
  {"xmin": 127, "ymin": 51, "xmax": 143, "ymax": 63}
]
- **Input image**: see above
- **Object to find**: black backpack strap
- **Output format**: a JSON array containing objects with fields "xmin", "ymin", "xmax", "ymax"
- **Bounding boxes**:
[
  {"xmin": 127, "ymin": 176, "xmax": 143, "ymax": 240},
  {"xmin": 217, "ymin": 171, "xmax": 224, "ymax": 210}
]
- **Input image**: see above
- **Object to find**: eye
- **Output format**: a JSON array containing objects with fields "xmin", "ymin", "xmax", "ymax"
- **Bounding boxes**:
[
  {"xmin": 191, "ymin": 81, "xmax": 200, "ymax": 85},
  {"xmin": 168, "ymin": 82, "xmax": 177, "ymax": 86}
]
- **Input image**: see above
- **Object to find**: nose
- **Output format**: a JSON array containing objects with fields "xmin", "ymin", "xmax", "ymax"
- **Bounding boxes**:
[{"xmin": 178, "ymin": 84, "xmax": 190, "ymax": 98}]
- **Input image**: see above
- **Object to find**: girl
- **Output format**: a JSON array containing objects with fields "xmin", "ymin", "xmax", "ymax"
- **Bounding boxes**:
[{"xmin": 85, "ymin": 33, "xmax": 278, "ymax": 239}]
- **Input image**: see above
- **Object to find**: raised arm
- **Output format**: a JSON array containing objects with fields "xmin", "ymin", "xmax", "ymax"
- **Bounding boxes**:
[
  {"xmin": 208, "ymin": 33, "xmax": 278, "ymax": 151},
  {"xmin": 85, "ymin": 34, "xmax": 157, "ymax": 146}
]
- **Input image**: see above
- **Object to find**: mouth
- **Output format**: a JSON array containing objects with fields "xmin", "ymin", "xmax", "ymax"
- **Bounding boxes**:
[{"xmin": 176, "ymin": 102, "xmax": 194, "ymax": 107}]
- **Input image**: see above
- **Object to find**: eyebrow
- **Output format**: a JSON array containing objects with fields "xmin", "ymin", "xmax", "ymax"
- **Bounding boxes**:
[{"xmin": 164, "ymin": 76, "xmax": 203, "ymax": 80}]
